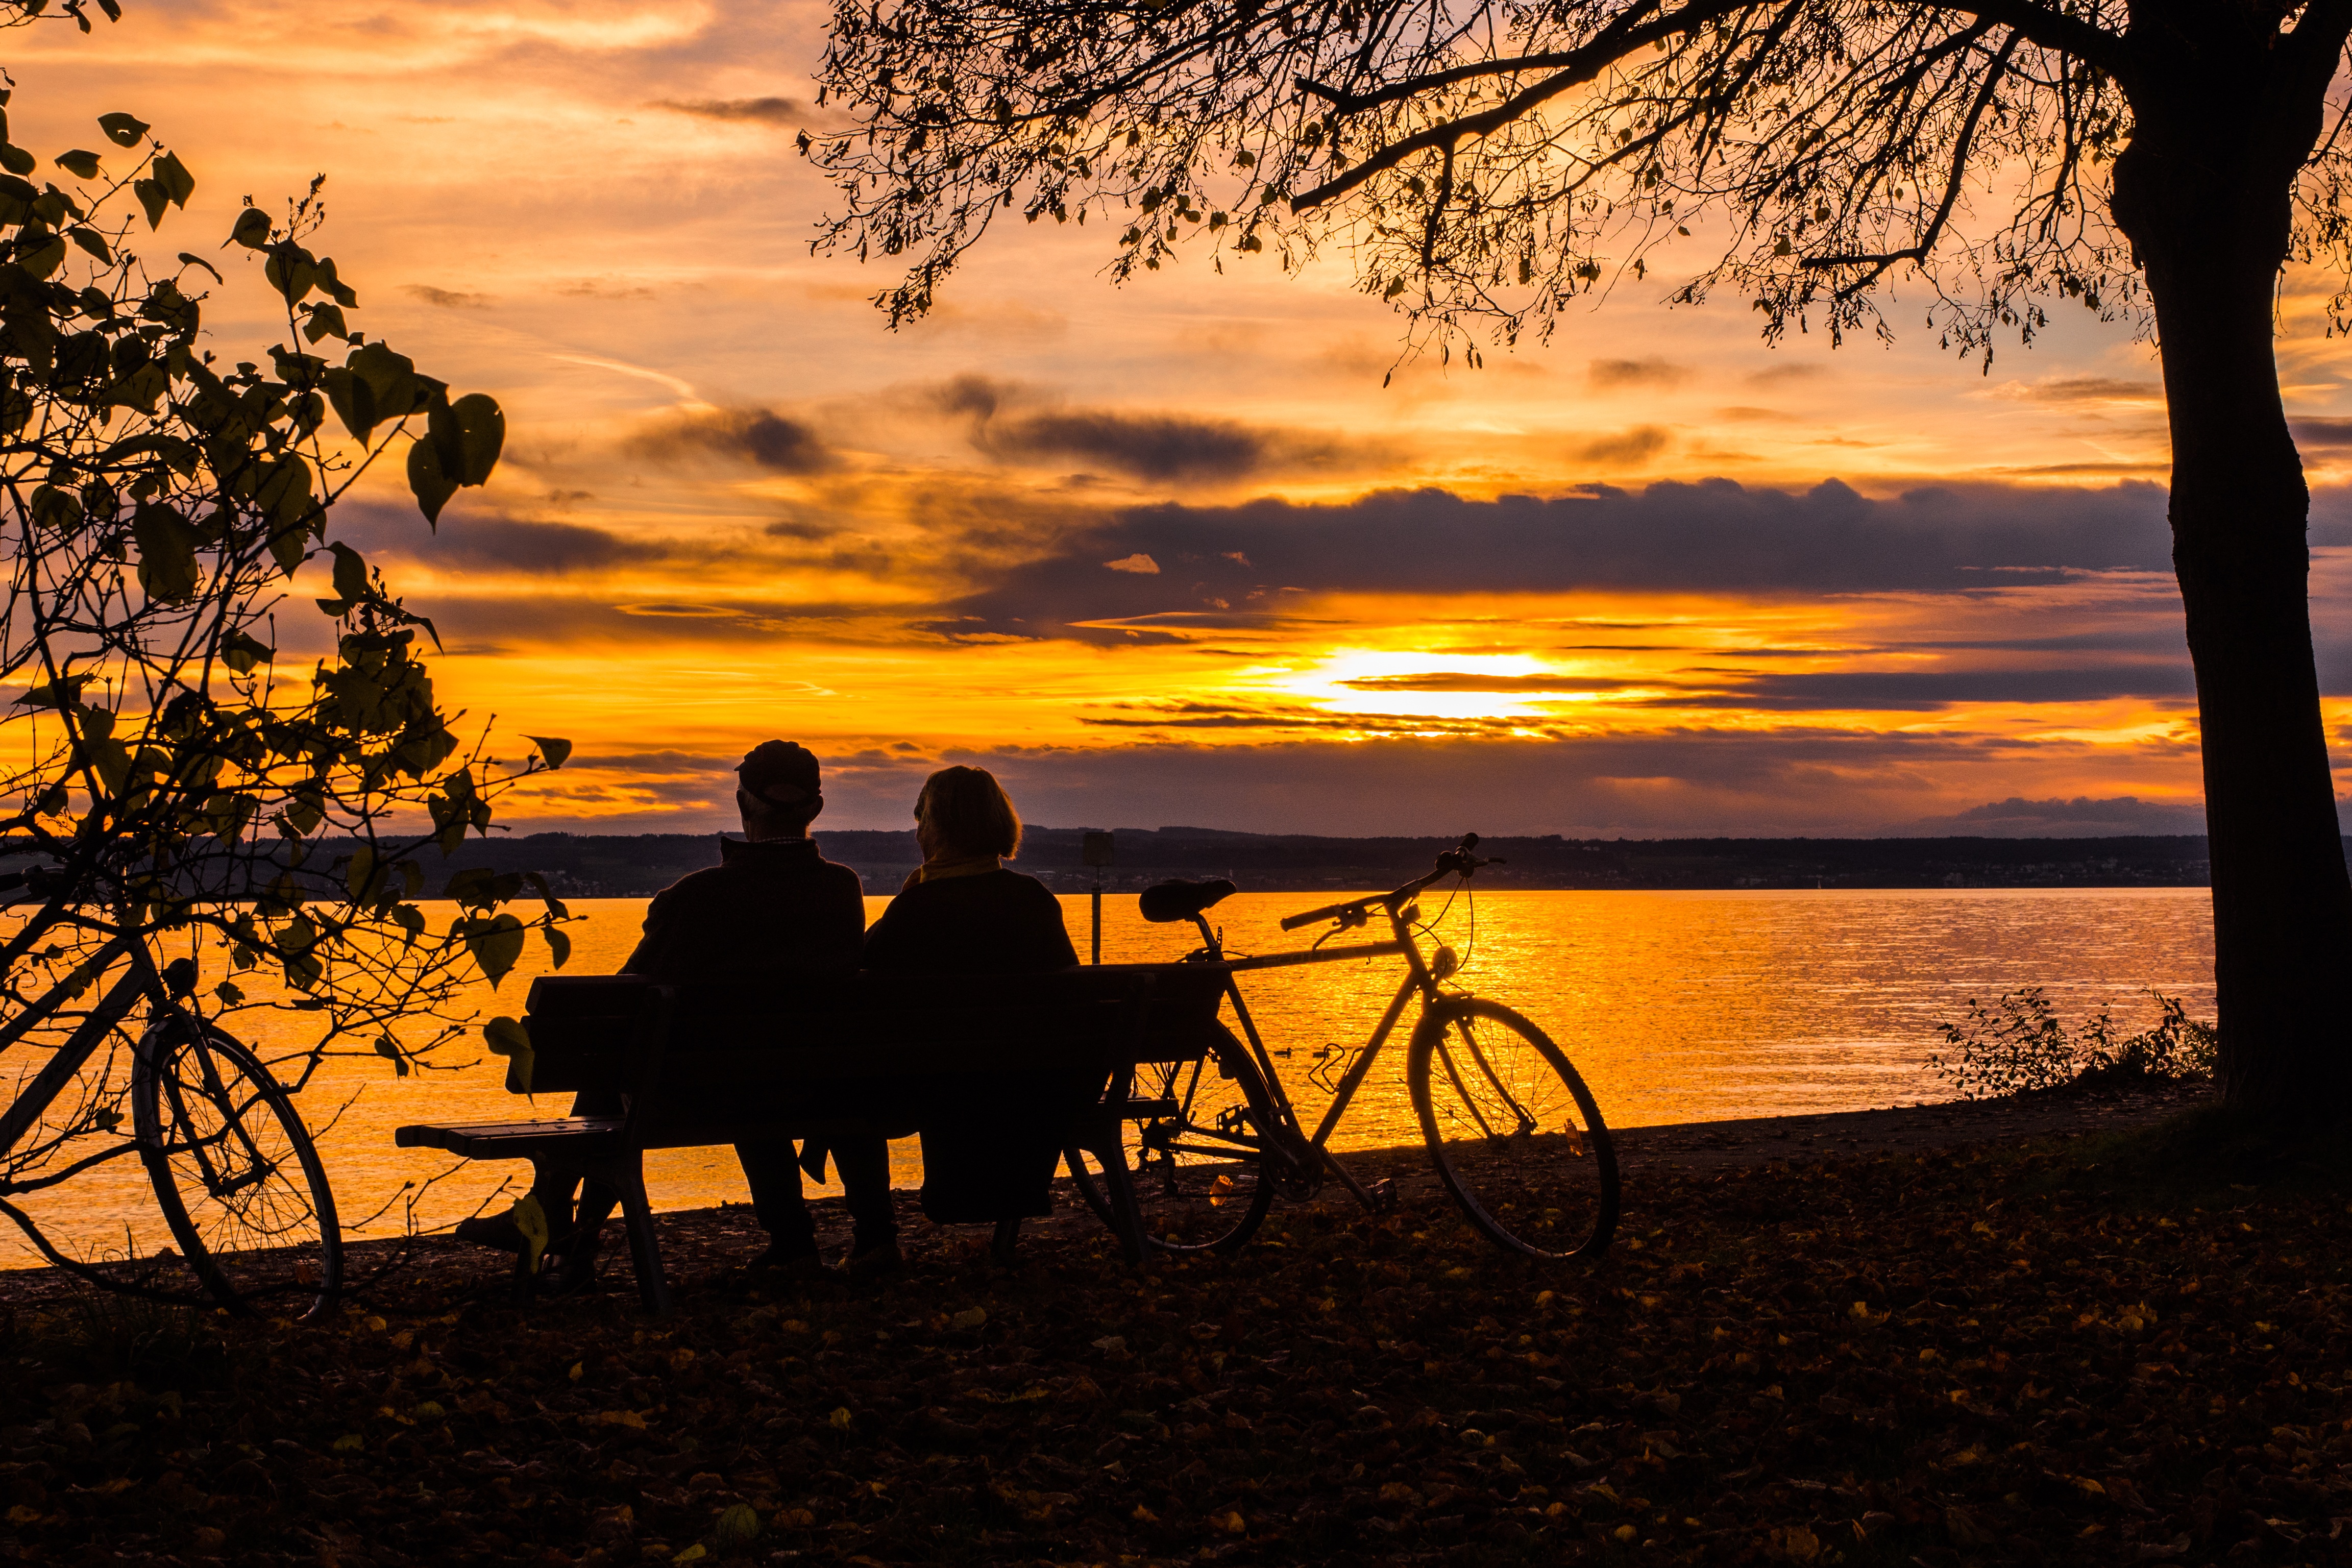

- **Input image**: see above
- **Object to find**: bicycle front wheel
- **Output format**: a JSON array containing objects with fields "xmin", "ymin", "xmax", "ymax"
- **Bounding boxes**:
[
  {"xmin": 1407, "ymin": 997, "xmax": 1618, "ymax": 1260},
  {"xmin": 1066, "ymin": 1048, "xmax": 1278, "ymax": 1256},
  {"xmin": 134, "ymin": 1018, "xmax": 341, "ymax": 1317}
]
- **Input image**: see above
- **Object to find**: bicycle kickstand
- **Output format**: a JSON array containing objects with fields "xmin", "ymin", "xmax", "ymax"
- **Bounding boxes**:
[{"xmin": 1316, "ymin": 1146, "xmax": 1397, "ymax": 1215}]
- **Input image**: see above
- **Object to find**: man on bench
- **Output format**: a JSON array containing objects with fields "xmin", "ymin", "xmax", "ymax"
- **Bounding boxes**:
[{"xmin": 455, "ymin": 740, "xmax": 896, "ymax": 1285}]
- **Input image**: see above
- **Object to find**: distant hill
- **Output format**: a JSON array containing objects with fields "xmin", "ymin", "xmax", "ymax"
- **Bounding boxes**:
[{"xmin": 417, "ymin": 827, "xmax": 2250, "ymax": 898}]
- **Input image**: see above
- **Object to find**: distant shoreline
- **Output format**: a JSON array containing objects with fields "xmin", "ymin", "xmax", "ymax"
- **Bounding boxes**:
[
  {"xmin": 0, "ymin": 828, "xmax": 2260, "ymax": 912},
  {"xmin": 412, "ymin": 827, "xmax": 2262, "ymax": 898}
]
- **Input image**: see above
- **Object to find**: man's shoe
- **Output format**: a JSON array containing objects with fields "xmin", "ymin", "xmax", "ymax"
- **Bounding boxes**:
[
  {"xmin": 455, "ymin": 1202, "xmax": 574, "ymax": 1257},
  {"xmin": 843, "ymin": 1240, "xmax": 904, "ymax": 1281},
  {"xmin": 749, "ymin": 1245, "xmax": 832, "ymax": 1281},
  {"xmin": 454, "ymin": 1211, "xmax": 529, "ymax": 1254}
]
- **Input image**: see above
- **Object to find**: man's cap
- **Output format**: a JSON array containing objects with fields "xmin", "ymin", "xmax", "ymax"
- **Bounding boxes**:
[{"xmin": 738, "ymin": 740, "xmax": 821, "ymax": 808}]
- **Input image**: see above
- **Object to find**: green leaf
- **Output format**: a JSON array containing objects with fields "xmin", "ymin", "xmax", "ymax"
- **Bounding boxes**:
[
  {"xmin": 0, "ymin": 144, "xmax": 33, "ymax": 177},
  {"xmin": 107, "ymin": 361, "xmax": 167, "ymax": 414},
  {"xmin": 227, "ymin": 206, "xmax": 271, "ymax": 249},
  {"xmin": 175, "ymin": 251, "xmax": 221, "ymax": 283},
  {"xmin": 263, "ymin": 241, "xmax": 315, "ymax": 303},
  {"xmin": 526, "ymin": 735, "xmax": 572, "ymax": 770},
  {"xmin": 345, "ymin": 842, "xmax": 378, "ymax": 903},
  {"xmin": 132, "ymin": 504, "xmax": 202, "ymax": 601},
  {"xmin": 54, "ymin": 149, "xmax": 101, "ymax": 180},
  {"xmin": 266, "ymin": 517, "xmax": 307, "ymax": 577},
  {"xmin": 302, "ymin": 301, "xmax": 347, "ymax": 343},
  {"xmin": 212, "ymin": 981, "xmax": 243, "ymax": 1007},
  {"xmin": 544, "ymin": 922, "xmax": 571, "ymax": 969},
  {"xmin": 407, "ymin": 433, "xmax": 456, "ymax": 525},
  {"xmin": 219, "ymin": 626, "xmax": 274, "ymax": 675},
  {"xmin": 322, "ymin": 366, "xmax": 376, "ymax": 442},
  {"xmin": 346, "ymin": 339, "xmax": 417, "ymax": 423},
  {"xmin": 446, "ymin": 391, "xmax": 504, "ymax": 485},
  {"xmin": 21, "ymin": 233, "xmax": 66, "ymax": 280},
  {"xmin": 132, "ymin": 177, "xmax": 165, "ymax": 229},
  {"xmin": 523, "ymin": 870, "xmax": 570, "ymax": 920},
  {"xmin": 444, "ymin": 864, "xmax": 495, "ymax": 910},
  {"xmin": 153, "ymin": 149, "xmax": 193, "ymax": 207},
  {"xmin": 96, "ymin": 112, "xmax": 148, "ymax": 148},
  {"xmin": 462, "ymin": 913, "xmax": 527, "ymax": 987},
  {"xmin": 29, "ymin": 483, "xmax": 83, "ymax": 531},
  {"xmin": 315, "ymin": 255, "xmax": 358, "ymax": 308},
  {"xmin": 327, "ymin": 539, "xmax": 370, "ymax": 603},
  {"xmin": 373, "ymin": 1036, "xmax": 409, "ymax": 1077},
  {"xmin": 252, "ymin": 453, "xmax": 315, "ymax": 531},
  {"xmin": 13, "ymin": 674, "xmax": 92, "ymax": 709},
  {"xmin": 66, "ymin": 225, "xmax": 108, "ymax": 263}
]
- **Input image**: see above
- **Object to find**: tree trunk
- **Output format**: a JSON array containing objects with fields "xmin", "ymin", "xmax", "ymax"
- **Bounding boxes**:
[{"xmin": 2115, "ymin": 89, "xmax": 2352, "ymax": 1126}]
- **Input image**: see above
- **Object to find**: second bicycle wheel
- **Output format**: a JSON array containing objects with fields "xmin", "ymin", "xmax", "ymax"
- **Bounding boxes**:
[
  {"xmin": 1407, "ymin": 997, "xmax": 1618, "ymax": 1260},
  {"xmin": 134, "ymin": 1017, "xmax": 342, "ymax": 1317},
  {"xmin": 1066, "ymin": 1049, "xmax": 1277, "ymax": 1255}
]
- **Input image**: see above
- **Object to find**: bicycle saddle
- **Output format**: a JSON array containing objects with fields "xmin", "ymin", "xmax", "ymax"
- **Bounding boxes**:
[{"xmin": 1139, "ymin": 877, "xmax": 1237, "ymax": 923}]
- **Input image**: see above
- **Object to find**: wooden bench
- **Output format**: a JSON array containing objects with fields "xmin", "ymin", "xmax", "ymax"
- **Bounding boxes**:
[{"xmin": 394, "ymin": 964, "xmax": 1234, "ymax": 1312}]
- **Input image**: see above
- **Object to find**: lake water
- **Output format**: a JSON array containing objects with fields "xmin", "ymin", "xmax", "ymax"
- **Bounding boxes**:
[{"xmin": 3, "ymin": 887, "xmax": 2215, "ymax": 1266}]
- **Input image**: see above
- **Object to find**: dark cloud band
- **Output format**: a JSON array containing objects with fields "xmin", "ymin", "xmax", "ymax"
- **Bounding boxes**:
[{"xmin": 935, "ymin": 478, "xmax": 2178, "ymax": 643}]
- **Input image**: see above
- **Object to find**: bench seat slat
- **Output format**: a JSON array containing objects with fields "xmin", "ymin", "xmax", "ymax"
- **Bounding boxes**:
[
  {"xmin": 396, "ymin": 1092, "xmax": 1191, "ymax": 1162},
  {"xmin": 396, "ymin": 1117, "xmax": 625, "ymax": 1158}
]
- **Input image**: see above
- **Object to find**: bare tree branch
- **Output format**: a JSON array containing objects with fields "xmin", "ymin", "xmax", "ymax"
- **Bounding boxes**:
[{"xmin": 1801, "ymin": 26, "xmax": 2017, "ymax": 298}]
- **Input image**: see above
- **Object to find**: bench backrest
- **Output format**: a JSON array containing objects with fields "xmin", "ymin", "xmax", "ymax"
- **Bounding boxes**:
[{"xmin": 510, "ymin": 964, "xmax": 1233, "ymax": 1103}]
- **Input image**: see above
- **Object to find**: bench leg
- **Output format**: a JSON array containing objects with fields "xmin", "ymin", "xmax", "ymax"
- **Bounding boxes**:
[
  {"xmin": 1090, "ymin": 1136, "xmax": 1150, "ymax": 1267},
  {"xmin": 606, "ymin": 1156, "xmax": 672, "ymax": 1316}
]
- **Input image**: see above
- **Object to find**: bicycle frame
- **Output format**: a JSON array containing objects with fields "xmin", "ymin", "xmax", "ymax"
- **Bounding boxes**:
[
  {"xmin": 1171, "ymin": 856, "xmax": 1473, "ymax": 1212},
  {"xmin": 0, "ymin": 933, "xmax": 149, "ymax": 1176}
]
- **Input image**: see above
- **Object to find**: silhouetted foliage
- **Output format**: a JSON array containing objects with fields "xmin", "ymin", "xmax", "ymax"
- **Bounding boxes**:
[
  {"xmin": 1929, "ymin": 988, "xmax": 2217, "ymax": 1099},
  {"xmin": 0, "ymin": 0, "xmax": 571, "ymax": 1287}
]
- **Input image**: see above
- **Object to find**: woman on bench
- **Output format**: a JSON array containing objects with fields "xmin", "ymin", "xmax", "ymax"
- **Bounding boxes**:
[{"xmin": 862, "ymin": 766, "xmax": 1080, "ymax": 1261}]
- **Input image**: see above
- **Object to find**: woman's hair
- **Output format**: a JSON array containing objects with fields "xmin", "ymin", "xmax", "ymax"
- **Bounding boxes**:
[{"xmin": 916, "ymin": 766, "xmax": 1023, "ymax": 859}]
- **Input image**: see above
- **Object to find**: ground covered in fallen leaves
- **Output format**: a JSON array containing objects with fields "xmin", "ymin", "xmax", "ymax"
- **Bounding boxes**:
[{"xmin": 2, "ymin": 1119, "xmax": 2345, "ymax": 1567}]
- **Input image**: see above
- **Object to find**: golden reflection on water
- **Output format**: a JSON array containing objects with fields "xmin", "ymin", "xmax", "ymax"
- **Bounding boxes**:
[{"xmin": 4, "ymin": 887, "xmax": 2213, "ymax": 1265}]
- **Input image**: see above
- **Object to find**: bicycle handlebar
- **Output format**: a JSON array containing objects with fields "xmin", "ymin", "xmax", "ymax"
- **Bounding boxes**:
[{"xmin": 1278, "ymin": 834, "xmax": 1505, "ymax": 930}]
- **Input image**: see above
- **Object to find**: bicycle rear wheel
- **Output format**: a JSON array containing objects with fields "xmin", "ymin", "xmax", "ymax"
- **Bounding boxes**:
[
  {"xmin": 1066, "ymin": 1049, "xmax": 1278, "ymax": 1255},
  {"xmin": 134, "ymin": 1018, "xmax": 341, "ymax": 1317},
  {"xmin": 1407, "ymin": 997, "xmax": 1618, "ymax": 1260}
]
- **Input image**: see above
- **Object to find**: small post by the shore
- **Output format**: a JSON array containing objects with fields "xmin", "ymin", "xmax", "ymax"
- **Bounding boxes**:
[{"xmin": 1083, "ymin": 830, "xmax": 1114, "ymax": 964}]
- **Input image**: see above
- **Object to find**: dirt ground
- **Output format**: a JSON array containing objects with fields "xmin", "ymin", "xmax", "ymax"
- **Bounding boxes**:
[{"xmin": 0, "ymin": 1079, "xmax": 2214, "ymax": 1311}]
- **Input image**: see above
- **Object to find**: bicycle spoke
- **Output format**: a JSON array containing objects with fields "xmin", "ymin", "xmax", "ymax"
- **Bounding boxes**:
[
  {"xmin": 1411, "ymin": 1000, "xmax": 1618, "ymax": 1261},
  {"xmin": 1459, "ymin": 1019, "xmax": 1540, "ymax": 1139},
  {"xmin": 1432, "ymin": 1032, "xmax": 1504, "ymax": 1143}
]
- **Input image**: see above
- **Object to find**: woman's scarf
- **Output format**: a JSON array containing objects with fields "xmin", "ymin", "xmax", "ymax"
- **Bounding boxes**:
[{"xmin": 902, "ymin": 853, "xmax": 1000, "ymax": 889}]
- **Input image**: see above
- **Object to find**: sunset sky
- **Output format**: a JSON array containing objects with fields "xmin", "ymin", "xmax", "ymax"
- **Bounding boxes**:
[{"xmin": 15, "ymin": 1, "xmax": 2352, "ymax": 839}]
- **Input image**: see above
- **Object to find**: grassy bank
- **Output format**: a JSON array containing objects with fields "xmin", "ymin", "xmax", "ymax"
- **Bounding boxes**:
[{"xmin": 0, "ymin": 1120, "xmax": 2341, "ymax": 1566}]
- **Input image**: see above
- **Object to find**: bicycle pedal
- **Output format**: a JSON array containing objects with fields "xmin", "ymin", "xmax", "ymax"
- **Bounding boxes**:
[{"xmin": 1366, "ymin": 1178, "xmax": 1398, "ymax": 1213}]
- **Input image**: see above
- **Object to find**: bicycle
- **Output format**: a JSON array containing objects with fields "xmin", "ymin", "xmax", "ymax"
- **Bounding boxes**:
[
  {"xmin": 1064, "ymin": 835, "xmax": 1619, "ymax": 1261},
  {"xmin": 0, "ymin": 873, "xmax": 341, "ymax": 1317}
]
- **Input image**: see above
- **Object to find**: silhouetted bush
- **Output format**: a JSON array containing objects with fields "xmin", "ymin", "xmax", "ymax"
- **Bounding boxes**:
[{"xmin": 1928, "ymin": 988, "xmax": 2217, "ymax": 1100}]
